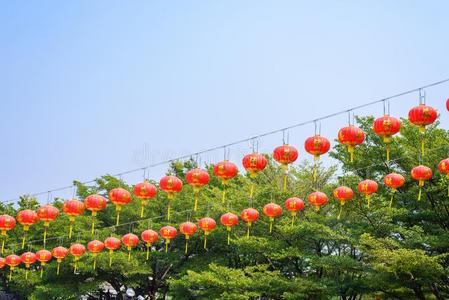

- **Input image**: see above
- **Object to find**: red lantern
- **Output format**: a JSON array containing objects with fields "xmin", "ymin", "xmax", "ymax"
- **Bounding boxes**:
[
  {"xmin": 242, "ymin": 153, "xmax": 267, "ymax": 198},
  {"xmin": 338, "ymin": 125, "xmax": 365, "ymax": 163},
  {"xmin": 108, "ymin": 188, "xmax": 132, "ymax": 226},
  {"xmin": 263, "ymin": 203, "xmax": 282, "ymax": 233},
  {"xmin": 220, "ymin": 212, "xmax": 238, "ymax": 245},
  {"xmin": 284, "ymin": 197, "xmax": 305, "ymax": 226},
  {"xmin": 104, "ymin": 237, "xmax": 121, "ymax": 266},
  {"xmin": 36, "ymin": 249, "xmax": 52, "ymax": 278},
  {"xmin": 408, "ymin": 104, "xmax": 438, "ymax": 156},
  {"xmin": 273, "ymin": 144, "xmax": 299, "ymax": 192},
  {"xmin": 333, "ymin": 186, "xmax": 354, "ymax": 219},
  {"xmin": 159, "ymin": 175, "xmax": 183, "ymax": 221},
  {"xmin": 0, "ymin": 257, "xmax": 5, "ymax": 269},
  {"xmin": 307, "ymin": 191, "xmax": 328, "ymax": 211},
  {"xmin": 438, "ymin": 158, "xmax": 449, "ymax": 196},
  {"xmin": 373, "ymin": 115, "xmax": 401, "ymax": 162},
  {"xmin": 160, "ymin": 226, "xmax": 177, "ymax": 253},
  {"xmin": 16, "ymin": 209, "xmax": 39, "ymax": 249},
  {"xmin": 87, "ymin": 240, "xmax": 105, "ymax": 270},
  {"xmin": 0, "ymin": 214, "xmax": 16, "ymax": 254},
  {"xmin": 20, "ymin": 251, "xmax": 36, "ymax": 280},
  {"xmin": 133, "ymin": 181, "xmax": 157, "ymax": 218},
  {"xmin": 213, "ymin": 161, "xmax": 238, "ymax": 203},
  {"xmin": 52, "ymin": 246, "xmax": 69, "ymax": 275},
  {"xmin": 186, "ymin": 169, "xmax": 210, "ymax": 211},
  {"xmin": 411, "ymin": 165, "xmax": 432, "ymax": 201},
  {"xmin": 63, "ymin": 199, "xmax": 85, "ymax": 238},
  {"xmin": 241, "ymin": 208, "xmax": 259, "ymax": 238},
  {"xmin": 69, "ymin": 243, "xmax": 86, "ymax": 273},
  {"xmin": 141, "ymin": 229, "xmax": 159, "ymax": 260},
  {"xmin": 122, "ymin": 233, "xmax": 139, "ymax": 261},
  {"xmin": 37, "ymin": 204, "xmax": 59, "ymax": 244},
  {"xmin": 198, "ymin": 217, "xmax": 216, "ymax": 250},
  {"xmin": 384, "ymin": 173, "xmax": 405, "ymax": 208},
  {"xmin": 304, "ymin": 135, "xmax": 330, "ymax": 181},
  {"xmin": 358, "ymin": 179, "xmax": 378, "ymax": 208},
  {"xmin": 180, "ymin": 221, "xmax": 198, "ymax": 254},
  {"xmin": 84, "ymin": 194, "xmax": 107, "ymax": 236},
  {"xmin": 5, "ymin": 254, "xmax": 21, "ymax": 280},
  {"xmin": 446, "ymin": 98, "xmax": 449, "ymax": 111}
]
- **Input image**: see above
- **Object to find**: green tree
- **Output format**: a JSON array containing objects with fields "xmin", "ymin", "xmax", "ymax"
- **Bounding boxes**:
[{"xmin": 1, "ymin": 117, "xmax": 449, "ymax": 299}]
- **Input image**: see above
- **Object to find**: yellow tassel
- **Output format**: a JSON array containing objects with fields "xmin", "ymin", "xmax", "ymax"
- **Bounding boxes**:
[
  {"xmin": 108, "ymin": 250, "xmax": 113, "ymax": 267},
  {"xmin": 246, "ymin": 222, "xmax": 251, "ymax": 238},
  {"xmin": 313, "ymin": 155, "xmax": 319, "ymax": 182},
  {"xmin": 40, "ymin": 266, "xmax": 44, "ymax": 278},
  {"xmin": 165, "ymin": 240, "xmax": 169, "ymax": 253},
  {"xmin": 194, "ymin": 192, "xmax": 199, "ymax": 212},
  {"xmin": 93, "ymin": 257, "xmax": 97, "ymax": 270},
  {"xmin": 227, "ymin": 227, "xmax": 231, "ymax": 245},
  {"xmin": 68, "ymin": 223, "xmax": 73, "ymax": 239},
  {"xmin": 167, "ymin": 202, "xmax": 171, "ymax": 221},
  {"xmin": 128, "ymin": 249, "xmax": 131, "ymax": 261},
  {"xmin": 185, "ymin": 239, "xmax": 189, "ymax": 254},
  {"xmin": 1, "ymin": 239, "xmax": 5, "ymax": 254},
  {"xmin": 57, "ymin": 261, "xmax": 61, "ymax": 275},
  {"xmin": 22, "ymin": 235, "xmax": 26, "ymax": 249},
  {"xmin": 421, "ymin": 139, "xmax": 425, "ymax": 157},
  {"xmin": 203, "ymin": 234, "xmax": 207, "ymax": 250},
  {"xmin": 140, "ymin": 204, "xmax": 145, "ymax": 218},
  {"xmin": 386, "ymin": 145, "xmax": 390, "ymax": 163},
  {"xmin": 116, "ymin": 212, "xmax": 120, "ymax": 226},
  {"xmin": 348, "ymin": 145, "xmax": 355, "ymax": 163},
  {"xmin": 283, "ymin": 173, "xmax": 287, "ymax": 192},
  {"xmin": 25, "ymin": 269, "xmax": 29, "ymax": 280},
  {"xmin": 222, "ymin": 189, "xmax": 226, "ymax": 204},
  {"xmin": 337, "ymin": 201, "xmax": 344, "ymax": 220},
  {"xmin": 9, "ymin": 268, "xmax": 12, "ymax": 281},
  {"xmin": 249, "ymin": 183, "xmax": 255, "ymax": 198},
  {"xmin": 43, "ymin": 226, "xmax": 48, "ymax": 245},
  {"xmin": 269, "ymin": 218, "xmax": 274, "ymax": 233},
  {"xmin": 146, "ymin": 243, "xmax": 151, "ymax": 260},
  {"xmin": 291, "ymin": 211, "xmax": 296, "ymax": 227},
  {"xmin": 315, "ymin": 206, "xmax": 320, "ymax": 212},
  {"xmin": 418, "ymin": 187, "xmax": 422, "ymax": 201},
  {"xmin": 389, "ymin": 194, "xmax": 394, "ymax": 208},
  {"xmin": 367, "ymin": 195, "xmax": 371, "ymax": 209},
  {"xmin": 74, "ymin": 257, "xmax": 78, "ymax": 273}
]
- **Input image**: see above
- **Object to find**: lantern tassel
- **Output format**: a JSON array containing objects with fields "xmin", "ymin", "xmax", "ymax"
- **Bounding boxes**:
[
  {"xmin": 43, "ymin": 226, "xmax": 48, "ymax": 245},
  {"xmin": 389, "ymin": 194, "xmax": 394, "ymax": 209},
  {"xmin": 146, "ymin": 243, "xmax": 151, "ymax": 260},
  {"xmin": 269, "ymin": 218, "xmax": 274, "ymax": 233},
  {"xmin": 25, "ymin": 269, "xmax": 29, "ymax": 280},
  {"xmin": 246, "ymin": 222, "xmax": 251, "ymax": 238},
  {"xmin": 367, "ymin": 195, "xmax": 371, "ymax": 209},
  {"xmin": 140, "ymin": 204, "xmax": 145, "ymax": 218},
  {"xmin": 108, "ymin": 250, "xmax": 113, "ymax": 267},
  {"xmin": 313, "ymin": 155, "xmax": 319, "ymax": 182},
  {"xmin": 194, "ymin": 192, "xmax": 199, "ymax": 212},
  {"xmin": 203, "ymin": 234, "xmax": 208, "ymax": 250},
  {"xmin": 283, "ymin": 173, "xmax": 287, "ymax": 192},
  {"xmin": 1, "ymin": 239, "xmax": 5, "ymax": 254},
  {"xmin": 348, "ymin": 145, "xmax": 354, "ymax": 163},
  {"xmin": 167, "ymin": 202, "xmax": 171, "ymax": 221},
  {"xmin": 69, "ymin": 222, "xmax": 73, "ymax": 239},
  {"xmin": 249, "ymin": 182, "xmax": 255, "ymax": 198},
  {"xmin": 128, "ymin": 249, "xmax": 131, "ymax": 261},
  {"xmin": 116, "ymin": 212, "xmax": 120, "ymax": 226},
  {"xmin": 9, "ymin": 268, "xmax": 12, "ymax": 281},
  {"xmin": 165, "ymin": 239, "xmax": 169, "ymax": 253},
  {"xmin": 386, "ymin": 144, "xmax": 390, "ymax": 163},
  {"xmin": 337, "ymin": 202, "xmax": 345, "ymax": 220},
  {"xmin": 22, "ymin": 232, "xmax": 26, "ymax": 249},
  {"xmin": 418, "ymin": 187, "xmax": 422, "ymax": 201},
  {"xmin": 226, "ymin": 227, "xmax": 231, "ymax": 245},
  {"xmin": 421, "ymin": 139, "xmax": 425, "ymax": 157},
  {"xmin": 222, "ymin": 188, "xmax": 226, "ymax": 204},
  {"xmin": 93, "ymin": 256, "xmax": 97, "ymax": 270},
  {"xmin": 91, "ymin": 218, "xmax": 95, "ymax": 237},
  {"xmin": 74, "ymin": 257, "xmax": 78, "ymax": 273},
  {"xmin": 40, "ymin": 265, "xmax": 44, "ymax": 278},
  {"xmin": 57, "ymin": 261, "xmax": 61, "ymax": 275}
]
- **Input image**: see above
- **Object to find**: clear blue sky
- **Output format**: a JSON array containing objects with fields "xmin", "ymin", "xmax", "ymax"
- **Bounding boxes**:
[{"xmin": 1, "ymin": 1, "xmax": 448, "ymax": 203}]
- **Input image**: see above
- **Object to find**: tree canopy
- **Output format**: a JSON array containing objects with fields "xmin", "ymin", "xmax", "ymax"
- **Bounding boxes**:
[{"xmin": 1, "ymin": 117, "xmax": 449, "ymax": 300}]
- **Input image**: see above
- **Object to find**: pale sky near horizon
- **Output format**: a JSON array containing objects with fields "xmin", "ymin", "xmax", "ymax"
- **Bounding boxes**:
[{"xmin": 1, "ymin": 1, "xmax": 449, "ymax": 203}]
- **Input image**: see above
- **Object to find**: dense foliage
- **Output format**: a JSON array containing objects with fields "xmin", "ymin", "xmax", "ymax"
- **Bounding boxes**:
[{"xmin": 1, "ymin": 117, "xmax": 449, "ymax": 300}]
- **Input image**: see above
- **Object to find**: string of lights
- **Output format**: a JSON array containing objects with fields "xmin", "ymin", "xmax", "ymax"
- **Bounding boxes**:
[{"xmin": 2, "ymin": 78, "xmax": 449, "ymax": 205}]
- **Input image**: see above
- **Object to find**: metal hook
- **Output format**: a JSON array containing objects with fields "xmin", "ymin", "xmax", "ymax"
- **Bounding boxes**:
[
  {"xmin": 383, "ymin": 100, "xmax": 386, "ymax": 115},
  {"xmin": 282, "ymin": 130, "xmax": 286, "ymax": 144},
  {"xmin": 347, "ymin": 111, "xmax": 351, "ymax": 125},
  {"xmin": 314, "ymin": 121, "xmax": 318, "ymax": 135},
  {"xmin": 419, "ymin": 89, "xmax": 426, "ymax": 104}
]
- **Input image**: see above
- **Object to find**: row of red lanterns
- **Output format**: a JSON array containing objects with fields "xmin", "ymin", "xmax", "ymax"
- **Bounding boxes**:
[{"xmin": 0, "ymin": 102, "xmax": 446, "ymax": 254}]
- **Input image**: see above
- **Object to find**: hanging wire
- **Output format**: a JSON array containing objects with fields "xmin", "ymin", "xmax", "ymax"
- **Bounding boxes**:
[{"xmin": 3, "ymin": 78, "xmax": 449, "ymax": 205}]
